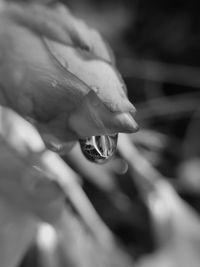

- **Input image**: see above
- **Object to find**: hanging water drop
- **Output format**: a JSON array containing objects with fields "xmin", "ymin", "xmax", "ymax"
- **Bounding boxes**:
[{"xmin": 79, "ymin": 134, "xmax": 118, "ymax": 164}]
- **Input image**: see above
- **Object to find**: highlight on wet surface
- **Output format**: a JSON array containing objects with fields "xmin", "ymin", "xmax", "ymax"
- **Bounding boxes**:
[{"xmin": 79, "ymin": 134, "xmax": 118, "ymax": 163}]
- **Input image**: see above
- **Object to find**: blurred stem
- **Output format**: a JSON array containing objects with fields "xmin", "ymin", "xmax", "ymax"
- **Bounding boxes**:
[
  {"xmin": 118, "ymin": 134, "xmax": 167, "ymax": 200},
  {"xmin": 51, "ymin": 163, "xmax": 115, "ymax": 247},
  {"xmin": 120, "ymin": 58, "xmax": 200, "ymax": 88},
  {"xmin": 136, "ymin": 92, "xmax": 200, "ymax": 121}
]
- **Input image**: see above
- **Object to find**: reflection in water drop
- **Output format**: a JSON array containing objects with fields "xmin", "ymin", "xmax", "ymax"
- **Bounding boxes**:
[{"xmin": 79, "ymin": 134, "xmax": 118, "ymax": 164}]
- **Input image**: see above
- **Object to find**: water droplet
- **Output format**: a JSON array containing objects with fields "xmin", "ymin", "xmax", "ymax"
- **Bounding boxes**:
[
  {"xmin": 51, "ymin": 80, "xmax": 58, "ymax": 88},
  {"xmin": 79, "ymin": 134, "xmax": 118, "ymax": 164},
  {"xmin": 59, "ymin": 57, "xmax": 68, "ymax": 69},
  {"xmin": 91, "ymin": 86, "xmax": 99, "ymax": 94}
]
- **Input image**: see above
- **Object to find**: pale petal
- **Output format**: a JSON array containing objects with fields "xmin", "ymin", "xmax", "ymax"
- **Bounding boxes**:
[{"xmin": 45, "ymin": 40, "xmax": 135, "ymax": 113}]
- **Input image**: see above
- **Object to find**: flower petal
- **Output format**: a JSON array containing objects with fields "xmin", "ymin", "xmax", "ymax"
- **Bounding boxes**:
[
  {"xmin": 3, "ymin": 2, "xmax": 73, "ymax": 46},
  {"xmin": 45, "ymin": 40, "xmax": 136, "ymax": 114},
  {"xmin": 69, "ymin": 91, "xmax": 138, "ymax": 138}
]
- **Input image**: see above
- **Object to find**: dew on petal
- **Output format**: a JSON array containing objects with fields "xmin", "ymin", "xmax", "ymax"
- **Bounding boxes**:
[
  {"xmin": 91, "ymin": 85, "xmax": 99, "ymax": 94},
  {"xmin": 51, "ymin": 80, "xmax": 58, "ymax": 88},
  {"xmin": 79, "ymin": 134, "xmax": 118, "ymax": 164}
]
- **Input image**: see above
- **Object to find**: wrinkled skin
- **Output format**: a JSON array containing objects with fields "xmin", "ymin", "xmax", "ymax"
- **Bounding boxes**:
[{"xmin": 0, "ymin": 0, "xmax": 138, "ymax": 153}]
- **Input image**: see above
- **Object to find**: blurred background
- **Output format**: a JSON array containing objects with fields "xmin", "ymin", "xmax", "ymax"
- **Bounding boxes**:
[
  {"xmin": 19, "ymin": 0, "xmax": 200, "ymax": 266},
  {"xmin": 63, "ymin": 0, "xmax": 200, "ymax": 215}
]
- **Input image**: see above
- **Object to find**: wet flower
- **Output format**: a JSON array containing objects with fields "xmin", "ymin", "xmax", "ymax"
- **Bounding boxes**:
[{"xmin": 0, "ymin": 1, "xmax": 138, "ymax": 152}]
